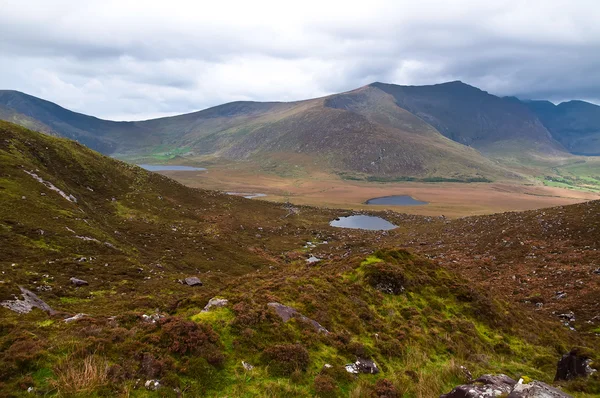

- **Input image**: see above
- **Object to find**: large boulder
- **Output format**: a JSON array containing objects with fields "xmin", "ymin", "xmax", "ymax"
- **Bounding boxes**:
[
  {"xmin": 183, "ymin": 277, "xmax": 203, "ymax": 287},
  {"xmin": 440, "ymin": 374, "xmax": 517, "ymax": 398},
  {"xmin": 508, "ymin": 381, "xmax": 572, "ymax": 397},
  {"xmin": 554, "ymin": 348, "xmax": 596, "ymax": 381}
]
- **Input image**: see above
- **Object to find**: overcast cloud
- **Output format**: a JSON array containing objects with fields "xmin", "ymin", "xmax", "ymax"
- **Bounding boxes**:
[{"xmin": 1, "ymin": 0, "xmax": 599, "ymax": 120}]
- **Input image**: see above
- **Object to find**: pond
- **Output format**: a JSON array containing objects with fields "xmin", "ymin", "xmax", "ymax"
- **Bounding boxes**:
[
  {"xmin": 227, "ymin": 192, "xmax": 267, "ymax": 199},
  {"xmin": 138, "ymin": 164, "xmax": 207, "ymax": 171},
  {"xmin": 330, "ymin": 215, "xmax": 397, "ymax": 231},
  {"xmin": 366, "ymin": 195, "xmax": 427, "ymax": 206}
]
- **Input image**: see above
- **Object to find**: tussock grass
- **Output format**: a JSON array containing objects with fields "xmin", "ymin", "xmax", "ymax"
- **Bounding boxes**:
[{"xmin": 51, "ymin": 355, "xmax": 109, "ymax": 396}]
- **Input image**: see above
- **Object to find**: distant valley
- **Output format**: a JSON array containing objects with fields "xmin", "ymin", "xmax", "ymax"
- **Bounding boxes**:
[{"xmin": 1, "ymin": 81, "xmax": 600, "ymax": 209}]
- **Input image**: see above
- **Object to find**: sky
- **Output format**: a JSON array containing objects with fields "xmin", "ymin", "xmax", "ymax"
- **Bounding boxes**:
[{"xmin": 1, "ymin": 0, "xmax": 599, "ymax": 120}]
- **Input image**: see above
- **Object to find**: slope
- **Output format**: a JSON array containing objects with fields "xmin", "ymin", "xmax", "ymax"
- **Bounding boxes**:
[
  {"xmin": 1, "ymin": 122, "xmax": 598, "ymax": 396},
  {"xmin": 370, "ymin": 81, "xmax": 567, "ymax": 159},
  {"xmin": 524, "ymin": 99, "xmax": 600, "ymax": 156}
]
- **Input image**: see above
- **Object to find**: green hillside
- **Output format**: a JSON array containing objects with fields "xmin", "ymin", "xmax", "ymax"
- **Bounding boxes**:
[{"xmin": 0, "ymin": 122, "xmax": 598, "ymax": 397}]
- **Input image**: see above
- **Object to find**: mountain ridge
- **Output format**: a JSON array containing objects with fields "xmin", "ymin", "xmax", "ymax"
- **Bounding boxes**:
[{"xmin": 1, "ymin": 82, "xmax": 599, "ymax": 180}]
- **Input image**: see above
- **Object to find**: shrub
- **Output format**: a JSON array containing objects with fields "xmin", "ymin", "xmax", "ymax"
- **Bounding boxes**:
[
  {"xmin": 263, "ymin": 344, "xmax": 310, "ymax": 376},
  {"xmin": 314, "ymin": 374, "xmax": 338, "ymax": 397},
  {"xmin": 363, "ymin": 262, "xmax": 406, "ymax": 295},
  {"xmin": 158, "ymin": 317, "xmax": 220, "ymax": 357},
  {"xmin": 373, "ymin": 379, "xmax": 399, "ymax": 398}
]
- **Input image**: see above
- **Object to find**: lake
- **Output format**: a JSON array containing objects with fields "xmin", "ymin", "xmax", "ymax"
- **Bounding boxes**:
[
  {"xmin": 138, "ymin": 164, "xmax": 207, "ymax": 171},
  {"xmin": 366, "ymin": 195, "xmax": 428, "ymax": 206},
  {"xmin": 330, "ymin": 215, "xmax": 397, "ymax": 231}
]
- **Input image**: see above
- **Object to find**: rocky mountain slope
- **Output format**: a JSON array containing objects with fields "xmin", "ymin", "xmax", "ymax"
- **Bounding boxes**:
[{"xmin": 0, "ymin": 122, "xmax": 598, "ymax": 396}]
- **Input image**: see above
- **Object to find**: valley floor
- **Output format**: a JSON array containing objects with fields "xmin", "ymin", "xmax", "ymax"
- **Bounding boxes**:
[{"xmin": 156, "ymin": 165, "xmax": 600, "ymax": 218}]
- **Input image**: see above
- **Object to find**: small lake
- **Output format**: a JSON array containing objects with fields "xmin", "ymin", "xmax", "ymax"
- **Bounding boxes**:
[
  {"xmin": 330, "ymin": 215, "xmax": 397, "ymax": 231},
  {"xmin": 138, "ymin": 164, "xmax": 207, "ymax": 171},
  {"xmin": 366, "ymin": 195, "xmax": 428, "ymax": 206},
  {"xmin": 227, "ymin": 192, "xmax": 267, "ymax": 199}
]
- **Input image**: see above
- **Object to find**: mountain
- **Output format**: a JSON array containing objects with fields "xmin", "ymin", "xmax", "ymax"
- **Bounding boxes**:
[
  {"xmin": 0, "ymin": 87, "xmax": 508, "ymax": 180},
  {"xmin": 370, "ymin": 81, "xmax": 565, "ymax": 156},
  {"xmin": 2, "ymin": 82, "xmax": 599, "ymax": 181},
  {"xmin": 523, "ymin": 99, "xmax": 600, "ymax": 155},
  {"xmin": 1, "ymin": 122, "xmax": 598, "ymax": 396}
]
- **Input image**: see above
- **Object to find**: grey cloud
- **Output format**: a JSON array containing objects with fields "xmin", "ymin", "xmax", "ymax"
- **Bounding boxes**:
[{"xmin": 0, "ymin": 0, "xmax": 598, "ymax": 120}]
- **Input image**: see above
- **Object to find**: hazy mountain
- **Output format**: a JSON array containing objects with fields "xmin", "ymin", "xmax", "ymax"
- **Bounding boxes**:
[{"xmin": 523, "ymin": 99, "xmax": 600, "ymax": 155}]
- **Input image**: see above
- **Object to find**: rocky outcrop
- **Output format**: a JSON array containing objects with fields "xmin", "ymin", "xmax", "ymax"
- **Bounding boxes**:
[
  {"xmin": 267, "ymin": 302, "xmax": 329, "ymax": 333},
  {"xmin": 555, "ymin": 349, "xmax": 596, "ymax": 381},
  {"xmin": 508, "ymin": 381, "xmax": 572, "ymax": 397},
  {"xmin": 0, "ymin": 286, "xmax": 56, "ymax": 315},
  {"xmin": 440, "ymin": 374, "xmax": 516, "ymax": 397},
  {"xmin": 441, "ymin": 375, "xmax": 573, "ymax": 398}
]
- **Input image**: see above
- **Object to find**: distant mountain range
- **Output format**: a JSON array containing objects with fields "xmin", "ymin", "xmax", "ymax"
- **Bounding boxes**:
[{"xmin": 1, "ymin": 81, "xmax": 599, "ymax": 179}]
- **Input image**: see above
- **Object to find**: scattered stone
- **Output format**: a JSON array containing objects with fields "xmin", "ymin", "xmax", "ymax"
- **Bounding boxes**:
[
  {"xmin": 323, "ymin": 364, "xmax": 333, "ymax": 369},
  {"xmin": 242, "ymin": 361, "xmax": 254, "ymax": 371},
  {"xmin": 557, "ymin": 312, "xmax": 575, "ymax": 323},
  {"xmin": 64, "ymin": 313, "xmax": 87, "ymax": 323},
  {"xmin": 183, "ymin": 277, "xmax": 203, "ymax": 287},
  {"xmin": 267, "ymin": 302, "xmax": 329, "ymax": 333},
  {"xmin": 555, "ymin": 291, "xmax": 567, "ymax": 300},
  {"xmin": 142, "ymin": 313, "xmax": 164, "ymax": 323},
  {"xmin": 1, "ymin": 287, "xmax": 56, "ymax": 315},
  {"xmin": 202, "ymin": 297, "xmax": 228, "ymax": 312},
  {"xmin": 593, "ymin": 268, "xmax": 600, "ymax": 275},
  {"xmin": 306, "ymin": 255, "xmax": 321, "ymax": 264},
  {"xmin": 27, "ymin": 387, "xmax": 34, "ymax": 393},
  {"xmin": 145, "ymin": 379, "xmax": 161, "ymax": 391},
  {"xmin": 70, "ymin": 277, "xmax": 89, "ymax": 287},
  {"xmin": 508, "ymin": 381, "xmax": 572, "ymax": 397},
  {"xmin": 555, "ymin": 349, "xmax": 597, "ymax": 381},
  {"xmin": 440, "ymin": 374, "xmax": 516, "ymax": 397},
  {"xmin": 345, "ymin": 358, "xmax": 379, "ymax": 374}
]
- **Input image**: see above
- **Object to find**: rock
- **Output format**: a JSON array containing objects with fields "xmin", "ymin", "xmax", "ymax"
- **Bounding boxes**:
[
  {"xmin": 64, "ymin": 313, "xmax": 87, "ymax": 323},
  {"xmin": 440, "ymin": 374, "xmax": 516, "ymax": 398},
  {"xmin": 1, "ymin": 287, "xmax": 56, "ymax": 315},
  {"xmin": 306, "ymin": 255, "xmax": 321, "ymax": 264},
  {"xmin": 555, "ymin": 349, "xmax": 597, "ymax": 381},
  {"xmin": 183, "ymin": 277, "xmax": 203, "ymax": 287},
  {"xmin": 144, "ymin": 379, "xmax": 161, "ymax": 391},
  {"xmin": 508, "ymin": 381, "xmax": 572, "ymax": 397},
  {"xmin": 70, "ymin": 277, "xmax": 89, "ymax": 287},
  {"xmin": 345, "ymin": 358, "xmax": 379, "ymax": 374},
  {"xmin": 242, "ymin": 361, "xmax": 254, "ymax": 371},
  {"xmin": 202, "ymin": 297, "xmax": 228, "ymax": 312},
  {"xmin": 267, "ymin": 302, "xmax": 329, "ymax": 333}
]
